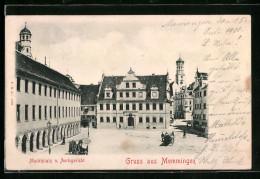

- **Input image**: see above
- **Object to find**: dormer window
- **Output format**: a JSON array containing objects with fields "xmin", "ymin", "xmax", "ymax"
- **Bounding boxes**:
[
  {"xmin": 126, "ymin": 83, "xmax": 129, "ymax": 88},
  {"xmin": 152, "ymin": 92, "xmax": 158, "ymax": 98},
  {"xmin": 151, "ymin": 86, "xmax": 159, "ymax": 99},
  {"xmin": 104, "ymin": 87, "xmax": 112, "ymax": 99}
]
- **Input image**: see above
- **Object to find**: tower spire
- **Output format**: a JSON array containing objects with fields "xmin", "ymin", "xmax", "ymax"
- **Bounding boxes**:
[{"xmin": 25, "ymin": 22, "xmax": 27, "ymax": 28}]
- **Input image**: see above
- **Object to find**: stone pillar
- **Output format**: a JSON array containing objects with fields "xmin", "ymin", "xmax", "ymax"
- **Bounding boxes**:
[
  {"xmin": 16, "ymin": 136, "xmax": 22, "ymax": 152},
  {"xmin": 49, "ymin": 129, "xmax": 53, "ymax": 146},
  {"xmin": 58, "ymin": 128, "xmax": 61, "ymax": 142},
  {"xmin": 44, "ymin": 131, "xmax": 48, "ymax": 148},
  {"xmin": 32, "ymin": 138, "xmax": 37, "ymax": 152},
  {"xmin": 67, "ymin": 127, "xmax": 71, "ymax": 138},
  {"xmin": 38, "ymin": 132, "xmax": 43, "ymax": 150},
  {"xmin": 78, "ymin": 122, "xmax": 81, "ymax": 133},
  {"xmin": 25, "ymin": 137, "xmax": 30, "ymax": 154}
]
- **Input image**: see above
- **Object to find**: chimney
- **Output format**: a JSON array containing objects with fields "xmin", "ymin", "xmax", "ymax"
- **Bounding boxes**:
[
  {"xmin": 152, "ymin": 73, "xmax": 155, "ymax": 76},
  {"xmin": 45, "ymin": 57, "xmax": 47, "ymax": 66}
]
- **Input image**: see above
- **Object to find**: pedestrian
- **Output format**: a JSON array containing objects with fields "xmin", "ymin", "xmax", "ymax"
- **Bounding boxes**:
[
  {"xmin": 119, "ymin": 124, "xmax": 121, "ymax": 130},
  {"xmin": 183, "ymin": 130, "xmax": 186, "ymax": 138},
  {"xmin": 171, "ymin": 131, "xmax": 175, "ymax": 137},
  {"xmin": 49, "ymin": 146, "xmax": 51, "ymax": 154},
  {"xmin": 161, "ymin": 132, "xmax": 164, "ymax": 142}
]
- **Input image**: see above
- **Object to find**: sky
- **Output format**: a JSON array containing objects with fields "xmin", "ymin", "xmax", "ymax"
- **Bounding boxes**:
[{"xmin": 6, "ymin": 15, "xmax": 210, "ymax": 85}]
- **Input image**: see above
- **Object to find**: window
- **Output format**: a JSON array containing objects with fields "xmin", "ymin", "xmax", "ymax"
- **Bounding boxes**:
[
  {"xmin": 63, "ymin": 107, "xmax": 64, "ymax": 118},
  {"xmin": 113, "ymin": 104, "xmax": 116, "ymax": 110},
  {"xmin": 190, "ymin": 107, "xmax": 191, "ymax": 110},
  {"xmin": 132, "ymin": 92, "xmax": 136, "ymax": 98},
  {"xmin": 204, "ymin": 103, "xmax": 207, "ymax": 109},
  {"xmin": 159, "ymin": 103, "xmax": 163, "ymax": 110},
  {"xmin": 204, "ymin": 90, "xmax": 207, "ymax": 96},
  {"xmin": 100, "ymin": 117, "xmax": 104, "ymax": 123},
  {"xmin": 113, "ymin": 117, "xmax": 116, "ymax": 123},
  {"xmin": 139, "ymin": 117, "xmax": 143, "ymax": 123},
  {"xmin": 59, "ymin": 107, "xmax": 60, "ymax": 118},
  {"xmin": 126, "ymin": 92, "xmax": 129, "ymax": 98},
  {"xmin": 69, "ymin": 92, "xmax": 70, "ymax": 100},
  {"xmin": 146, "ymin": 103, "xmax": 150, "ymax": 110},
  {"xmin": 17, "ymin": 105, "xmax": 20, "ymax": 122},
  {"xmin": 126, "ymin": 83, "xmax": 129, "ymax": 88},
  {"xmin": 106, "ymin": 104, "xmax": 110, "ymax": 110},
  {"xmin": 74, "ymin": 107, "xmax": 75, "ymax": 117},
  {"xmin": 66, "ymin": 91, "xmax": 67, "ymax": 99},
  {"xmin": 120, "ymin": 92, "xmax": 123, "ymax": 98},
  {"xmin": 153, "ymin": 117, "xmax": 156, "ymax": 123},
  {"xmin": 25, "ymin": 80, "xmax": 28, "ymax": 93},
  {"xmin": 66, "ymin": 107, "xmax": 67, "ymax": 117},
  {"xmin": 132, "ymin": 83, "xmax": 136, "ymax": 88},
  {"xmin": 54, "ymin": 106, "xmax": 56, "ymax": 118},
  {"xmin": 200, "ymin": 104, "xmax": 201, "ymax": 109},
  {"xmin": 160, "ymin": 117, "xmax": 163, "ymax": 123},
  {"xmin": 126, "ymin": 104, "xmax": 129, "ymax": 110},
  {"xmin": 153, "ymin": 103, "xmax": 156, "ymax": 110},
  {"xmin": 71, "ymin": 107, "xmax": 73, "ymax": 117},
  {"xmin": 139, "ymin": 103, "xmax": 142, "ymax": 110},
  {"xmin": 152, "ymin": 92, "xmax": 157, "ymax": 98},
  {"xmin": 200, "ymin": 92, "xmax": 201, "ymax": 97},
  {"xmin": 32, "ymin": 105, "xmax": 35, "ymax": 120},
  {"xmin": 62, "ymin": 90, "xmax": 64, "ymax": 99},
  {"xmin": 120, "ymin": 117, "xmax": 123, "ymax": 123},
  {"xmin": 39, "ymin": 106, "xmax": 42, "ymax": 120},
  {"xmin": 132, "ymin": 103, "xmax": 136, "ymax": 110},
  {"xmin": 50, "ymin": 106, "xmax": 52, "ymax": 119},
  {"xmin": 203, "ymin": 114, "xmax": 206, "ymax": 120},
  {"xmin": 146, "ymin": 117, "xmax": 150, "ymax": 123},
  {"xmin": 17, "ymin": 77, "xmax": 21, "ymax": 91},
  {"xmin": 39, "ymin": 83, "xmax": 42, "ymax": 95},
  {"xmin": 31, "ymin": 81, "xmax": 36, "ymax": 94},
  {"xmin": 59, "ymin": 89, "xmax": 61, "ymax": 98},
  {"xmin": 100, "ymin": 104, "xmax": 103, "ymax": 110},
  {"xmin": 120, "ymin": 104, "xmax": 123, "ymax": 110},
  {"xmin": 139, "ymin": 92, "xmax": 143, "ymax": 98},
  {"xmin": 107, "ymin": 117, "xmax": 110, "ymax": 123},
  {"xmin": 25, "ymin": 105, "xmax": 28, "ymax": 121},
  {"xmin": 49, "ymin": 86, "xmax": 52, "ymax": 97},
  {"xmin": 44, "ymin": 106, "xmax": 47, "ymax": 120},
  {"xmin": 54, "ymin": 88, "xmax": 56, "ymax": 98},
  {"xmin": 69, "ymin": 107, "xmax": 70, "ymax": 117},
  {"xmin": 44, "ymin": 85, "xmax": 47, "ymax": 96},
  {"xmin": 106, "ymin": 92, "xmax": 110, "ymax": 98}
]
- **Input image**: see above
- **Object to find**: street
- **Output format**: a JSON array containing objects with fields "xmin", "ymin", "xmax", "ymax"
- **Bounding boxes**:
[{"xmin": 34, "ymin": 120, "xmax": 206, "ymax": 155}]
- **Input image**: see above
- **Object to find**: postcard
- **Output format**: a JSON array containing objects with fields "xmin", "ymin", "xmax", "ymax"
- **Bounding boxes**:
[{"xmin": 5, "ymin": 15, "xmax": 251, "ymax": 170}]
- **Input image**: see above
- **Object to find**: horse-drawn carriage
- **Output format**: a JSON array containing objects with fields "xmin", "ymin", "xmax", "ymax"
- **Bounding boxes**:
[
  {"xmin": 68, "ymin": 140, "xmax": 88, "ymax": 155},
  {"xmin": 163, "ymin": 133, "xmax": 175, "ymax": 146}
]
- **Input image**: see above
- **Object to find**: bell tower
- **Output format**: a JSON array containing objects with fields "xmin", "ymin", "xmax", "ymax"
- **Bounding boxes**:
[
  {"xmin": 17, "ymin": 22, "xmax": 32, "ymax": 58},
  {"xmin": 175, "ymin": 54, "xmax": 185, "ymax": 86}
]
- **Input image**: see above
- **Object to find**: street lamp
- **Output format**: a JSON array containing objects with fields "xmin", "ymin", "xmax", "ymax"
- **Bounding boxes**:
[
  {"xmin": 88, "ymin": 119, "xmax": 90, "ymax": 137},
  {"xmin": 47, "ymin": 121, "xmax": 52, "ymax": 154}
]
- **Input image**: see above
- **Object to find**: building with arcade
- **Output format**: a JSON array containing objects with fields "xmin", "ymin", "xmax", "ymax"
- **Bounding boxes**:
[{"xmin": 15, "ymin": 24, "xmax": 81, "ymax": 154}]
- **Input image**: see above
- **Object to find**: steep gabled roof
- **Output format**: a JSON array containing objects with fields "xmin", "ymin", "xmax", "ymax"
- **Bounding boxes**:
[
  {"xmin": 16, "ymin": 51, "xmax": 80, "ymax": 93},
  {"xmin": 98, "ymin": 75, "xmax": 168, "ymax": 101},
  {"xmin": 79, "ymin": 84, "xmax": 100, "ymax": 105}
]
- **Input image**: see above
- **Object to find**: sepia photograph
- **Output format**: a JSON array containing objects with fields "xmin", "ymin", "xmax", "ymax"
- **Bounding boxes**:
[{"xmin": 5, "ymin": 15, "xmax": 251, "ymax": 170}]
